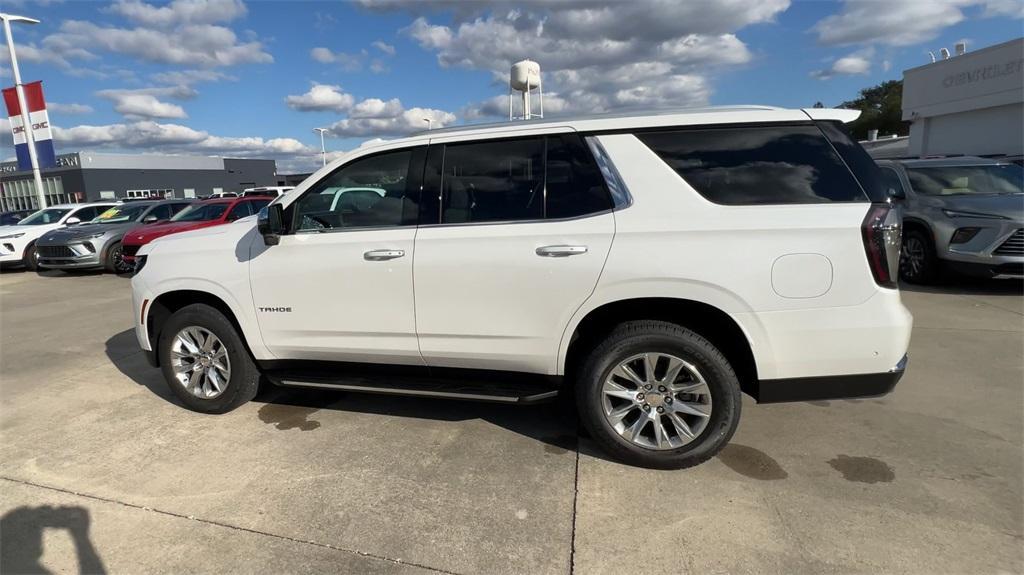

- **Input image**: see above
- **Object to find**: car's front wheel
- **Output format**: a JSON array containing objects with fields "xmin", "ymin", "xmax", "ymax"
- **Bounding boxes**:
[
  {"xmin": 576, "ymin": 320, "xmax": 742, "ymax": 469},
  {"xmin": 158, "ymin": 303, "xmax": 260, "ymax": 413},
  {"xmin": 105, "ymin": 241, "xmax": 133, "ymax": 274},
  {"xmin": 22, "ymin": 244, "xmax": 39, "ymax": 271}
]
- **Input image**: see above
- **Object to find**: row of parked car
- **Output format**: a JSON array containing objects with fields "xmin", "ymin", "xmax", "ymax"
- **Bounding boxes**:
[{"xmin": 0, "ymin": 195, "xmax": 275, "ymax": 273}]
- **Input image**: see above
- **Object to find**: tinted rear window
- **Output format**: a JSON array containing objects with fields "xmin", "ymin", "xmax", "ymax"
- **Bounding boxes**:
[{"xmin": 638, "ymin": 125, "xmax": 869, "ymax": 205}]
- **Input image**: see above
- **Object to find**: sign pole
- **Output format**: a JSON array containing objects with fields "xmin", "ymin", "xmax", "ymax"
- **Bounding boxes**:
[{"xmin": 2, "ymin": 14, "xmax": 47, "ymax": 209}]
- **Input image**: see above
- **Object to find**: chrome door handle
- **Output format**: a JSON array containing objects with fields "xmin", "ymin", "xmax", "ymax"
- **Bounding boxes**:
[
  {"xmin": 536, "ymin": 245, "xmax": 588, "ymax": 257},
  {"xmin": 364, "ymin": 249, "xmax": 405, "ymax": 261}
]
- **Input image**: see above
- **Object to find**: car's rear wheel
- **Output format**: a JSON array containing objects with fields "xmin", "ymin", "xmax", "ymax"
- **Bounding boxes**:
[
  {"xmin": 576, "ymin": 320, "xmax": 742, "ymax": 469},
  {"xmin": 900, "ymin": 229, "xmax": 938, "ymax": 283},
  {"xmin": 104, "ymin": 241, "xmax": 132, "ymax": 274},
  {"xmin": 158, "ymin": 303, "xmax": 260, "ymax": 413},
  {"xmin": 22, "ymin": 244, "xmax": 38, "ymax": 271}
]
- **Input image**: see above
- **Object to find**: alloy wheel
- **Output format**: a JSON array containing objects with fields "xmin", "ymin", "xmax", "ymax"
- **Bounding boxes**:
[
  {"xmin": 170, "ymin": 326, "xmax": 232, "ymax": 399},
  {"xmin": 901, "ymin": 236, "xmax": 924, "ymax": 279},
  {"xmin": 601, "ymin": 352, "xmax": 712, "ymax": 450},
  {"xmin": 111, "ymin": 245, "xmax": 132, "ymax": 274}
]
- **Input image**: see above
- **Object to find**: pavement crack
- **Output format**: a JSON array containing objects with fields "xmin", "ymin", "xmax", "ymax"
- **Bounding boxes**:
[
  {"xmin": 568, "ymin": 435, "xmax": 581, "ymax": 575},
  {"xmin": 1, "ymin": 476, "xmax": 462, "ymax": 575}
]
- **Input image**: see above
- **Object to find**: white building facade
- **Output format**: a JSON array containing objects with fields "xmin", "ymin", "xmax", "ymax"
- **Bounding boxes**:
[{"xmin": 902, "ymin": 38, "xmax": 1023, "ymax": 160}]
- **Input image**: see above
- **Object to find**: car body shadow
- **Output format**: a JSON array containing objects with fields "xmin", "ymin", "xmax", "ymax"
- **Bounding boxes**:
[
  {"xmin": 0, "ymin": 505, "xmax": 107, "ymax": 574},
  {"xmin": 105, "ymin": 329, "xmax": 583, "ymax": 457},
  {"xmin": 899, "ymin": 276, "xmax": 1023, "ymax": 296}
]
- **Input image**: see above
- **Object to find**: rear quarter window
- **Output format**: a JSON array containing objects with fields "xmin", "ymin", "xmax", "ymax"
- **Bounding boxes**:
[{"xmin": 638, "ymin": 124, "xmax": 869, "ymax": 205}]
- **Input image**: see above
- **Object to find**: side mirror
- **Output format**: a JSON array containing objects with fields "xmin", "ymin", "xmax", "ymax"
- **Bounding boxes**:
[
  {"xmin": 257, "ymin": 203, "xmax": 285, "ymax": 246},
  {"xmin": 143, "ymin": 215, "xmax": 159, "ymax": 223},
  {"xmin": 888, "ymin": 186, "xmax": 906, "ymax": 202},
  {"xmin": 64, "ymin": 217, "xmax": 81, "ymax": 226}
]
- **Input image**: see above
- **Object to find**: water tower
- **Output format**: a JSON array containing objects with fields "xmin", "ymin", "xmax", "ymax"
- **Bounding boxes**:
[{"xmin": 509, "ymin": 59, "xmax": 543, "ymax": 121}]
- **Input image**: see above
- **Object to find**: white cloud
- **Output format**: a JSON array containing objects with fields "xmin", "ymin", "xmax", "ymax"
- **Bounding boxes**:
[
  {"xmin": 390, "ymin": 1, "xmax": 788, "ymax": 117},
  {"xmin": 107, "ymin": 0, "xmax": 248, "ymax": 27},
  {"xmin": 810, "ymin": 49, "xmax": 873, "ymax": 80},
  {"xmin": 48, "ymin": 102, "xmax": 95, "ymax": 115},
  {"xmin": 150, "ymin": 69, "xmax": 236, "ymax": 85},
  {"xmin": 285, "ymin": 84, "xmax": 356, "ymax": 113},
  {"xmin": 350, "ymin": 98, "xmax": 404, "ymax": 118},
  {"xmin": 285, "ymin": 83, "xmax": 456, "ymax": 138},
  {"xmin": 310, "ymin": 47, "xmax": 366, "ymax": 71},
  {"xmin": 812, "ymin": 0, "xmax": 1021, "ymax": 47},
  {"xmin": 372, "ymin": 40, "xmax": 397, "ymax": 56},
  {"xmin": 97, "ymin": 87, "xmax": 196, "ymax": 119},
  {"xmin": 39, "ymin": 120, "xmax": 322, "ymax": 168},
  {"xmin": 30, "ymin": 7, "xmax": 272, "ymax": 71},
  {"xmin": 327, "ymin": 106, "xmax": 456, "ymax": 137}
]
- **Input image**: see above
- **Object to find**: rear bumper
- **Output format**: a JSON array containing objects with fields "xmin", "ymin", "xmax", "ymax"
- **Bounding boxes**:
[{"xmin": 752, "ymin": 355, "xmax": 907, "ymax": 403}]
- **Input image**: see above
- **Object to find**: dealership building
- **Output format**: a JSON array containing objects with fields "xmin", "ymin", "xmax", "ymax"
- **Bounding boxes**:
[
  {"xmin": 900, "ymin": 37, "xmax": 1023, "ymax": 160},
  {"xmin": 0, "ymin": 152, "xmax": 277, "ymax": 211}
]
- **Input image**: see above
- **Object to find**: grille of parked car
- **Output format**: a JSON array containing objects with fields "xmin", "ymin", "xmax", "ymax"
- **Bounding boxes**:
[
  {"xmin": 994, "ymin": 229, "xmax": 1024, "ymax": 256},
  {"xmin": 37, "ymin": 245, "xmax": 76, "ymax": 258},
  {"xmin": 122, "ymin": 245, "xmax": 140, "ymax": 258}
]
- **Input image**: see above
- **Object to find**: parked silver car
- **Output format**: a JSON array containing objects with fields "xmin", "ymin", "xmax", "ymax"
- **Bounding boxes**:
[
  {"xmin": 876, "ymin": 157, "xmax": 1023, "ymax": 282},
  {"xmin": 36, "ymin": 199, "xmax": 193, "ymax": 273}
]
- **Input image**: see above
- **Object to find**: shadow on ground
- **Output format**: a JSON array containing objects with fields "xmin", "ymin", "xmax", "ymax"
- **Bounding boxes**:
[
  {"xmin": 0, "ymin": 505, "xmax": 107, "ymax": 574},
  {"xmin": 898, "ymin": 276, "xmax": 1023, "ymax": 296},
  {"xmin": 104, "ymin": 329, "xmax": 581, "ymax": 456}
]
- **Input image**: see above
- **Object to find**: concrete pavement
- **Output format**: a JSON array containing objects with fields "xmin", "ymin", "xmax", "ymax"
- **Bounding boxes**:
[{"xmin": 1, "ymin": 269, "xmax": 1020, "ymax": 574}]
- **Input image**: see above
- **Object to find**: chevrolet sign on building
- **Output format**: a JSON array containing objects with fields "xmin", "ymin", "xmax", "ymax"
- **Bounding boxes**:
[{"xmin": 902, "ymin": 37, "xmax": 1024, "ymax": 160}]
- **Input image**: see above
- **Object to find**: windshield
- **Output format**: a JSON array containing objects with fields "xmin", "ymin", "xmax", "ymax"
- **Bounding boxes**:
[
  {"xmin": 171, "ymin": 203, "xmax": 228, "ymax": 222},
  {"xmin": 906, "ymin": 164, "xmax": 1024, "ymax": 196},
  {"xmin": 91, "ymin": 204, "xmax": 151, "ymax": 224},
  {"xmin": 17, "ymin": 208, "xmax": 72, "ymax": 225}
]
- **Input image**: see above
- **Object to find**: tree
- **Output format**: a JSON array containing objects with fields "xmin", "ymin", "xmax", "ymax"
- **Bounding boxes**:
[{"xmin": 839, "ymin": 80, "xmax": 909, "ymax": 140}]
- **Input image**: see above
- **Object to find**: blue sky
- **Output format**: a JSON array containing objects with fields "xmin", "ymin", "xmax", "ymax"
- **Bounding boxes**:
[{"xmin": 2, "ymin": 0, "xmax": 1022, "ymax": 172}]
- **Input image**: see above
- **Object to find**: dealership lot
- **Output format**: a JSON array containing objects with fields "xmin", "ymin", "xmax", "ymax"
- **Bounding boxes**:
[{"xmin": 0, "ymin": 270, "xmax": 1020, "ymax": 574}]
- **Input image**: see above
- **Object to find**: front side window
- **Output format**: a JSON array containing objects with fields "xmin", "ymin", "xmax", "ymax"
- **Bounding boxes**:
[
  {"xmin": 172, "ymin": 203, "xmax": 229, "ymax": 222},
  {"xmin": 638, "ymin": 125, "xmax": 869, "ymax": 205},
  {"xmin": 906, "ymin": 164, "xmax": 1024, "ymax": 196},
  {"xmin": 293, "ymin": 149, "xmax": 414, "ymax": 231},
  {"xmin": 17, "ymin": 208, "xmax": 71, "ymax": 225},
  {"xmin": 147, "ymin": 204, "xmax": 172, "ymax": 221}
]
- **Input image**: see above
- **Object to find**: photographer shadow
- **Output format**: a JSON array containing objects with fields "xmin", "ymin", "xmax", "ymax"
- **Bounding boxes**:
[{"xmin": 0, "ymin": 505, "xmax": 106, "ymax": 574}]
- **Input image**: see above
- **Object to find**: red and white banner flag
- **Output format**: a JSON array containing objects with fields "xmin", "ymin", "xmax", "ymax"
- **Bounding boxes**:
[{"xmin": 3, "ymin": 81, "xmax": 57, "ymax": 171}]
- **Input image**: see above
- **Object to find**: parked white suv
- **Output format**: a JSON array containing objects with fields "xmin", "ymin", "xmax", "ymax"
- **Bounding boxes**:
[{"xmin": 131, "ymin": 106, "xmax": 912, "ymax": 468}]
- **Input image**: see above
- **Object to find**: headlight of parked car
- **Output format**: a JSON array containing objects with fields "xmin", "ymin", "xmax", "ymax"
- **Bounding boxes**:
[
  {"xmin": 83, "ymin": 232, "xmax": 106, "ymax": 239},
  {"xmin": 942, "ymin": 209, "xmax": 1009, "ymax": 220},
  {"xmin": 134, "ymin": 254, "xmax": 148, "ymax": 274},
  {"xmin": 0, "ymin": 232, "xmax": 25, "ymax": 239}
]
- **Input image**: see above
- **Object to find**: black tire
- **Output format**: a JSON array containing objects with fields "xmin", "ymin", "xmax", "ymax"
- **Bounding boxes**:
[
  {"xmin": 158, "ymin": 303, "xmax": 260, "ymax": 413},
  {"xmin": 104, "ymin": 241, "xmax": 132, "ymax": 274},
  {"xmin": 900, "ymin": 229, "xmax": 938, "ymax": 284},
  {"xmin": 576, "ymin": 320, "xmax": 742, "ymax": 469},
  {"xmin": 22, "ymin": 244, "xmax": 39, "ymax": 271}
]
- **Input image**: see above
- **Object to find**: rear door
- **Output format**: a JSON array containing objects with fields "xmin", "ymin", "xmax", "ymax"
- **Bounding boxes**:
[{"xmin": 413, "ymin": 133, "xmax": 616, "ymax": 374}]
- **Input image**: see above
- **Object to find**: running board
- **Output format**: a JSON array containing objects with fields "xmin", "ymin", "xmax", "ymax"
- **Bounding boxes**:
[{"xmin": 267, "ymin": 372, "xmax": 560, "ymax": 405}]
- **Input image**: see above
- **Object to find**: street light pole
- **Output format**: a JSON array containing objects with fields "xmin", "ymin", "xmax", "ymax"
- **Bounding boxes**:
[
  {"xmin": 1, "ymin": 13, "xmax": 46, "ymax": 210},
  {"xmin": 423, "ymin": 118, "xmax": 432, "ymax": 131},
  {"xmin": 313, "ymin": 128, "xmax": 328, "ymax": 167}
]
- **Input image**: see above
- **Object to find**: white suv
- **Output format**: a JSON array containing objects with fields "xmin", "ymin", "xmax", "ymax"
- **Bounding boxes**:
[{"xmin": 131, "ymin": 106, "xmax": 912, "ymax": 468}]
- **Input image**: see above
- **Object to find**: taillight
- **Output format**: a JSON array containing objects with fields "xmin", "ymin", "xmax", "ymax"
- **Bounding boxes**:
[{"xmin": 861, "ymin": 203, "xmax": 902, "ymax": 289}]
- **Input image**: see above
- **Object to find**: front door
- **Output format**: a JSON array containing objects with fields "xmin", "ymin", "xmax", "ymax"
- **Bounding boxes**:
[
  {"xmin": 250, "ymin": 146, "xmax": 426, "ymax": 365},
  {"xmin": 414, "ymin": 134, "xmax": 616, "ymax": 374}
]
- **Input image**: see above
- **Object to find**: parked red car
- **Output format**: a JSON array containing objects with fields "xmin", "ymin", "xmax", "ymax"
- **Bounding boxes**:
[{"xmin": 122, "ymin": 197, "xmax": 271, "ymax": 263}]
